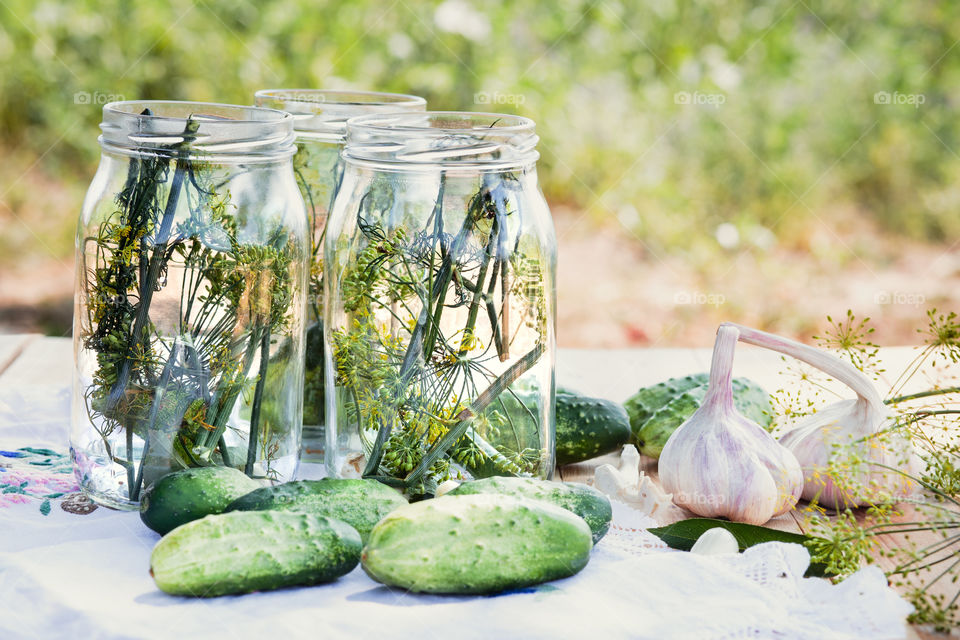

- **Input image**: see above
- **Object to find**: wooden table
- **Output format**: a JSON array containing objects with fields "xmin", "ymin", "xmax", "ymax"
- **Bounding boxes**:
[{"xmin": 1, "ymin": 334, "xmax": 953, "ymax": 638}]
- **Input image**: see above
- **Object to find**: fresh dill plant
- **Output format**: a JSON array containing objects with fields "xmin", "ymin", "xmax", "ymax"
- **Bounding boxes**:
[{"xmin": 786, "ymin": 310, "xmax": 960, "ymax": 631}]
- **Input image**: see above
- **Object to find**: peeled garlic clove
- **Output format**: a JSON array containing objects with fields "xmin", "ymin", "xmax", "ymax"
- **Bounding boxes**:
[
  {"xmin": 690, "ymin": 527, "xmax": 739, "ymax": 556},
  {"xmin": 593, "ymin": 447, "xmax": 675, "ymax": 518},
  {"xmin": 660, "ymin": 325, "xmax": 804, "ymax": 525},
  {"xmin": 618, "ymin": 444, "xmax": 641, "ymax": 486},
  {"xmin": 635, "ymin": 473, "xmax": 674, "ymax": 517},
  {"xmin": 594, "ymin": 463, "xmax": 627, "ymax": 498}
]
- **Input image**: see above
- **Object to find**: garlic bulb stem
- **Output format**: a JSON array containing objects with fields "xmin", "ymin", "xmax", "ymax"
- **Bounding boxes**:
[
  {"xmin": 722, "ymin": 322, "xmax": 884, "ymax": 408},
  {"xmin": 705, "ymin": 324, "xmax": 739, "ymax": 409}
]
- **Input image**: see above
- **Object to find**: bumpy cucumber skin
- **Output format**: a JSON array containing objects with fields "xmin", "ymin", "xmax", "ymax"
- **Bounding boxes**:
[
  {"xmin": 150, "ymin": 511, "xmax": 362, "ymax": 597},
  {"xmin": 555, "ymin": 391, "xmax": 631, "ymax": 465},
  {"xmin": 362, "ymin": 494, "xmax": 592, "ymax": 594},
  {"xmin": 447, "ymin": 476, "xmax": 612, "ymax": 543},
  {"xmin": 624, "ymin": 374, "xmax": 707, "ymax": 429},
  {"xmin": 225, "ymin": 478, "xmax": 407, "ymax": 543},
  {"xmin": 140, "ymin": 467, "xmax": 262, "ymax": 535},
  {"xmin": 625, "ymin": 374, "xmax": 773, "ymax": 458}
]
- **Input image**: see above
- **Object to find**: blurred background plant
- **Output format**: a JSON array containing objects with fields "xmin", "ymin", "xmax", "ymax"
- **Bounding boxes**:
[{"xmin": 1, "ymin": 0, "xmax": 958, "ymax": 345}]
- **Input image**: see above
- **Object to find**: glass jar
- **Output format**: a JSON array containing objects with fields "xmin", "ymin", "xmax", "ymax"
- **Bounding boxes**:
[
  {"xmin": 325, "ymin": 112, "xmax": 557, "ymax": 496},
  {"xmin": 72, "ymin": 101, "xmax": 309, "ymax": 509},
  {"xmin": 253, "ymin": 90, "xmax": 427, "ymax": 462}
]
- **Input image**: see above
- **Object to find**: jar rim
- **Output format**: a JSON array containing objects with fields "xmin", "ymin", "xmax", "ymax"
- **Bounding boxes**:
[
  {"xmin": 100, "ymin": 100, "xmax": 296, "ymax": 161},
  {"xmin": 103, "ymin": 100, "xmax": 293, "ymax": 124},
  {"xmin": 347, "ymin": 111, "xmax": 534, "ymax": 134},
  {"xmin": 344, "ymin": 111, "xmax": 539, "ymax": 168},
  {"xmin": 254, "ymin": 89, "xmax": 426, "ymax": 109},
  {"xmin": 254, "ymin": 90, "xmax": 427, "ymax": 141}
]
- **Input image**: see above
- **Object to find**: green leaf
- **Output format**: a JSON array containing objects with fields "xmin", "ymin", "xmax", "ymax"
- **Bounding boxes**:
[{"xmin": 647, "ymin": 517, "xmax": 832, "ymax": 577}]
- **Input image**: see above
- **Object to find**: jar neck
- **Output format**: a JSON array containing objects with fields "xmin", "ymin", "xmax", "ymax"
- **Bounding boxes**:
[
  {"xmin": 253, "ymin": 89, "xmax": 426, "ymax": 143},
  {"xmin": 99, "ymin": 101, "xmax": 296, "ymax": 162},
  {"xmin": 343, "ymin": 112, "xmax": 540, "ymax": 171}
]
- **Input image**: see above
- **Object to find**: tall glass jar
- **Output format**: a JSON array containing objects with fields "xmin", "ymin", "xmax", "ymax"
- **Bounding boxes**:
[
  {"xmin": 72, "ymin": 101, "xmax": 309, "ymax": 509},
  {"xmin": 253, "ymin": 90, "xmax": 427, "ymax": 461},
  {"xmin": 325, "ymin": 112, "xmax": 557, "ymax": 496}
]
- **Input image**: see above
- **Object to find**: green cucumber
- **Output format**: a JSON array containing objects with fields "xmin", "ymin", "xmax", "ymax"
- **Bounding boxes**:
[
  {"xmin": 150, "ymin": 511, "xmax": 361, "ymax": 597},
  {"xmin": 625, "ymin": 373, "xmax": 773, "ymax": 458},
  {"xmin": 225, "ymin": 478, "xmax": 407, "ymax": 543},
  {"xmin": 362, "ymin": 494, "xmax": 592, "ymax": 594},
  {"xmin": 555, "ymin": 390, "xmax": 631, "ymax": 465},
  {"xmin": 140, "ymin": 466, "xmax": 261, "ymax": 535},
  {"xmin": 447, "ymin": 476, "xmax": 612, "ymax": 543}
]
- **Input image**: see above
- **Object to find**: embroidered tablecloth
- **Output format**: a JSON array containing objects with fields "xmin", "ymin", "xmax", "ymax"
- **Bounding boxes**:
[{"xmin": 0, "ymin": 342, "xmax": 915, "ymax": 640}]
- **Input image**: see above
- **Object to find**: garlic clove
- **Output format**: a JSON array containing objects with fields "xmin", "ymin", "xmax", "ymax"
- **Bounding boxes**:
[
  {"xmin": 593, "ymin": 445, "xmax": 675, "ymax": 518},
  {"xmin": 690, "ymin": 527, "xmax": 740, "ymax": 556},
  {"xmin": 618, "ymin": 444, "xmax": 641, "ymax": 486},
  {"xmin": 594, "ymin": 463, "xmax": 627, "ymax": 498},
  {"xmin": 659, "ymin": 325, "xmax": 804, "ymax": 525},
  {"xmin": 635, "ymin": 473, "xmax": 674, "ymax": 518}
]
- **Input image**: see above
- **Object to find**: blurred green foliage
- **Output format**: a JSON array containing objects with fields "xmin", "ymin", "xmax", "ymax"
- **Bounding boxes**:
[{"xmin": 1, "ymin": 0, "xmax": 959, "ymax": 256}]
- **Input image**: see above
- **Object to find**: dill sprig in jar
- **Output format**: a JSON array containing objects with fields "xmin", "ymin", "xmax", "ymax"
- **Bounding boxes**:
[
  {"xmin": 72, "ymin": 101, "xmax": 309, "ymax": 508},
  {"xmin": 253, "ymin": 90, "xmax": 426, "ymax": 461},
  {"xmin": 325, "ymin": 112, "xmax": 557, "ymax": 496}
]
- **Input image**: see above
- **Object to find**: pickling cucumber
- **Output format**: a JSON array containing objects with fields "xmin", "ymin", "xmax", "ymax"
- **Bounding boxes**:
[
  {"xmin": 625, "ymin": 373, "xmax": 773, "ymax": 458},
  {"xmin": 225, "ymin": 478, "xmax": 407, "ymax": 542},
  {"xmin": 555, "ymin": 390, "xmax": 631, "ymax": 465},
  {"xmin": 150, "ymin": 511, "xmax": 361, "ymax": 596},
  {"xmin": 361, "ymin": 494, "xmax": 592, "ymax": 594},
  {"xmin": 140, "ymin": 466, "xmax": 261, "ymax": 535},
  {"xmin": 447, "ymin": 475, "xmax": 612, "ymax": 543}
]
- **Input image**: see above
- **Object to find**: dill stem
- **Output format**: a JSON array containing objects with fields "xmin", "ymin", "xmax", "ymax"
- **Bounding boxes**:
[
  {"xmin": 202, "ymin": 330, "xmax": 261, "ymax": 450},
  {"xmin": 125, "ymin": 423, "xmax": 135, "ymax": 499},
  {"xmin": 218, "ymin": 436, "xmax": 232, "ymax": 468},
  {"xmin": 872, "ymin": 462, "xmax": 960, "ymax": 508},
  {"xmin": 886, "ymin": 387, "xmax": 960, "ymax": 404},
  {"xmin": 894, "ymin": 533, "xmax": 960, "ymax": 572},
  {"xmin": 400, "ymin": 343, "xmax": 544, "ymax": 487},
  {"xmin": 485, "ymin": 255, "xmax": 505, "ymax": 358},
  {"xmin": 849, "ymin": 523, "xmax": 957, "ymax": 537},
  {"xmin": 130, "ymin": 341, "xmax": 181, "ymax": 500},
  {"xmin": 459, "ymin": 215, "xmax": 498, "ymax": 356},
  {"xmin": 107, "ymin": 125, "xmax": 196, "ymax": 412},
  {"xmin": 245, "ymin": 327, "xmax": 272, "ymax": 476},
  {"xmin": 913, "ymin": 554, "xmax": 960, "ymax": 596},
  {"xmin": 499, "ymin": 236, "xmax": 510, "ymax": 362}
]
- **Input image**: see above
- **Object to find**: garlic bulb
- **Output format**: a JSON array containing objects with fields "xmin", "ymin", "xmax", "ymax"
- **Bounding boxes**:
[
  {"xmin": 727, "ymin": 323, "xmax": 917, "ymax": 509},
  {"xmin": 659, "ymin": 325, "xmax": 803, "ymax": 525}
]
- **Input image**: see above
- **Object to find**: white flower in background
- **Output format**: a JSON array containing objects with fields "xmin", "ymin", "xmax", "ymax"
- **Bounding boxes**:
[
  {"xmin": 434, "ymin": 0, "xmax": 491, "ymax": 42},
  {"xmin": 715, "ymin": 222, "xmax": 740, "ymax": 249},
  {"xmin": 388, "ymin": 32, "xmax": 414, "ymax": 59}
]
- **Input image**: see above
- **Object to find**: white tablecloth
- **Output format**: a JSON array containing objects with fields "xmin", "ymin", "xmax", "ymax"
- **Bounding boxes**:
[{"xmin": 0, "ymin": 346, "xmax": 914, "ymax": 640}]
